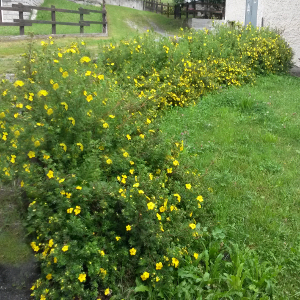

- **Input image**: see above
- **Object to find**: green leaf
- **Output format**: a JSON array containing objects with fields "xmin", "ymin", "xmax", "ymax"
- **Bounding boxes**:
[{"xmin": 135, "ymin": 285, "xmax": 150, "ymax": 293}]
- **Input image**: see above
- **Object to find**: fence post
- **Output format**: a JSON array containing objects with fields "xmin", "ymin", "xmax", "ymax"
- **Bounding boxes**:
[
  {"xmin": 18, "ymin": 3, "xmax": 24, "ymax": 35},
  {"xmin": 102, "ymin": 0, "xmax": 107, "ymax": 34},
  {"xmin": 156, "ymin": 1, "xmax": 158, "ymax": 13},
  {"xmin": 79, "ymin": 7, "xmax": 84, "ymax": 34},
  {"xmin": 167, "ymin": 3, "xmax": 169, "ymax": 18},
  {"xmin": 161, "ymin": 2, "xmax": 163, "ymax": 14},
  {"xmin": 51, "ymin": 5, "xmax": 56, "ymax": 34},
  {"xmin": 0, "ymin": 5, "xmax": 2, "ymax": 23}
]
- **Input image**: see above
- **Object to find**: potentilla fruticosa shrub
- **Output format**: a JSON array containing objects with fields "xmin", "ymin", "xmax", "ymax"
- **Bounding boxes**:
[
  {"xmin": 0, "ymin": 39, "xmax": 206, "ymax": 299},
  {"xmin": 101, "ymin": 25, "xmax": 292, "ymax": 109},
  {"xmin": 0, "ymin": 23, "xmax": 290, "ymax": 298}
]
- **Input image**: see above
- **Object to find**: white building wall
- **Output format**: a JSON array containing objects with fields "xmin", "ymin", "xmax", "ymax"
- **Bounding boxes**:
[
  {"xmin": 1, "ymin": 0, "xmax": 44, "ymax": 22},
  {"xmin": 225, "ymin": 0, "xmax": 300, "ymax": 67},
  {"xmin": 225, "ymin": 0, "xmax": 245, "ymax": 23}
]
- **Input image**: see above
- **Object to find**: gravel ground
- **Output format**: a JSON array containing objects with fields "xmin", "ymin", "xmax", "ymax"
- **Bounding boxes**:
[{"xmin": 0, "ymin": 258, "xmax": 39, "ymax": 300}]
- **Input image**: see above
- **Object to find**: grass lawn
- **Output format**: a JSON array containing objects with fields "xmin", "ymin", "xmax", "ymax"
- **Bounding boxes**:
[{"xmin": 160, "ymin": 74, "xmax": 300, "ymax": 298}]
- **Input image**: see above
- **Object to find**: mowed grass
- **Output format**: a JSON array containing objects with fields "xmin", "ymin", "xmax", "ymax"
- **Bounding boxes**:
[
  {"xmin": 160, "ymin": 74, "xmax": 300, "ymax": 298},
  {"xmin": 0, "ymin": 183, "xmax": 32, "ymax": 265}
]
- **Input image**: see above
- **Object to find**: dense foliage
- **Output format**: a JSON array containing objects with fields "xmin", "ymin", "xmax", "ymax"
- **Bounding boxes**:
[{"xmin": 0, "ymin": 25, "xmax": 292, "ymax": 299}]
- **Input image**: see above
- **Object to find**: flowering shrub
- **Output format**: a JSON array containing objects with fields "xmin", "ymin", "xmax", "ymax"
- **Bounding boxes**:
[
  {"xmin": 0, "ymin": 24, "xmax": 289, "ymax": 299},
  {"xmin": 101, "ymin": 25, "xmax": 292, "ymax": 109}
]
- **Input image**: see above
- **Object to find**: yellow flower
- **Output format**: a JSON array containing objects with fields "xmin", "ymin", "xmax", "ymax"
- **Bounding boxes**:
[
  {"xmin": 86, "ymin": 94, "xmax": 93, "ymax": 102},
  {"xmin": 126, "ymin": 134, "xmax": 131, "ymax": 140},
  {"xmin": 60, "ymin": 102, "xmax": 68, "ymax": 110},
  {"xmin": 130, "ymin": 161, "xmax": 134, "ymax": 165},
  {"xmin": 189, "ymin": 223, "xmax": 196, "ymax": 229},
  {"xmin": 62, "ymin": 245, "xmax": 69, "ymax": 252},
  {"xmin": 76, "ymin": 143, "xmax": 83, "ymax": 151},
  {"xmin": 123, "ymin": 152, "xmax": 129, "ymax": 157},
  {"xmin": 138, "ymin": 190, "xmax": 144, "ymax": 194},
  {"xmin": 185, "ymin": 183, "xmax": 192, "ymax": 190},
  {"xmin": 146, "ymin": 118, "xmax": 151, "ymax": 124},
  {"xmin": 98, "ymin": 74, "xmax": 104, "ymax": 80},
  {"xmin": 173, "ymin": 193, "xmax": 181, "ymax": 202},
  {"xmin": 47, "ymin": 170, "xmax": 54, "ymax": 179},
  {"xmin": 194, "ymin": 253, "xmax": 199, "ymax": 259},
  {"xmin": 0, "ymin": 112, "xmax": 5, "ymax": 118},
  {"xmin": 85, "ymin": 71, "xmax": 91, "ymax": 76},
  {"xmin": 159, "ymin": 206, "xmax": 165, "ymax": 213},
  {"xmin": 147, "ymin": 202, "xmax": 155, "ymax": 210},
  {"xmin": 74, "ymin": 206, "xmax": 81, "ymax": 215},
  {"xmin": 156, "ymin": 276, "xmax": 160, "ymax": 282},
  {"xmin": 126, "ymin": 225, "xmax": 131, "ymax": 231},
  {"xmin": 68, "ymin": 117, "xmax": 75, "ymax": 126},
  {"xmin": 62, "ymin": 71, "xmax": 69, "ymax": 78},
  {"xmin": 54, "ymin": 257, "xmax": 58, "ymax": 263},
  {"xmin": 47, "ymin": 108, "xmax": 53, "ymax": 115},
  {"xmin": 156, "ymin": 262, "xmax": 163, "ymax": 270},
  {"xmin": 28, "ymin": 151, "xmax": 35, "ymax": 158},
  {"xmin": 26, "ymin": 105, "xmax": 32, "ymax": 110},
  {"xmin": 43, "ymin": 154, "xmax": 50, "ymax": 160},
  {"xmin": 80, "ymin": 56, "xmax": 91, "ymax": 64},
  {"xmin": 40, "ymin": 294, "xmax": 46, "ymax": 300},
  {"xmin": 129, "ymin": 248, "xmax": 136, "ymax": 255},
  {"xmin": 67, "ymin": 208, "xmax": 73, "ymax": 213},
  {"xmin": 66, "ymin": 193, "xmax": 72, "ymax": 198},
  {"xmin": 14, "ymin": 80, "xmax": 24, "ymax": 87},
  {"xmin": 37, "ymin": 90, "xmax": 48, "ymax": 97},
  {"xmin": 116, "ymin": 236, "xmax": 121, "ymax": 241},
  {"xmin": 156, "ymin": 213, "xmax": 161, "ymax": 220},
  {"xmin": 141, "ymin": 271, "xmax": 150, "ymax": 281},
  {"xmin": 103, "ymin": 122, "xmax": 109, "ymax": 128},
  {"xmin": 53, "ymin": 83, "xmax": 59, "ymax": 90},
  {"xmin": 109, "ymin": 114, "xmax": 115, "ymax": 118},
  {"xmin": 34, "ymin": 140, "xmax": 40, "ymax": 147},
  {"xmin": 46, "ymin": 273, "xmax": 52, "ymax": 280},
  {"xmin": 167, "ymin": 168, "xmax": 172, "ymax": 173},
  {"xmin": 104, "ymin": 288, "xmax": 110, "ymax": 296},
  {"xmin": 139, "ymin": 134, "xmax": 145, "ymax": 139},
  {"xmin": 49, "ymin": 239, "xmax": 54, "ymax": 247},
  {"xmin": 99, "ymin": 250, "xmax": 105, "ymax": 256},
  {"xmin": 76, "ymin": 186, "xmax": 82, "ymax": 190},
  {"xmin": 10, "ymin": 155, "xmax": 16, "ymax": 163},
  {"xmin": 78, "ymin": 273, "xmax": 86, "ymax": 282},
  {"xmin": 173, "ymin": 160, "xmax": 179, "ymax": 166},
  {"xmin": 60, "ymin": 143, "xmax": 67, "ymax": 152},
  {"xmin": 197, "ymin": 195, "xmax": 204, "ymax": 202},
  {"xmin": 133, "ymin": 182, "xmax": 139, "ymax": 188},
  {"xmin": 149, "ymin": 173, "xmax": 153, "ymax": 180},
  {"xmin": 100, "ymin": 268, "xmax": 107, "ymax": 276},
  {"xmin": 106, "ymin": 159, "xmax": 112, "ymax": 164},
  {"xmin": 172, "ymin": 257, "xmax": 179, "ymax": 268}
]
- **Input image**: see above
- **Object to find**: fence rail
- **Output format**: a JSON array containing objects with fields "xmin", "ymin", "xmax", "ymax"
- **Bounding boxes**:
[
  {"xmin": 143, "ymin": 0, "xmax": 225, "ymax": 20},
  {"xmin": 0, "ymin": 2, "xmax": 107, "ymax": 35}
]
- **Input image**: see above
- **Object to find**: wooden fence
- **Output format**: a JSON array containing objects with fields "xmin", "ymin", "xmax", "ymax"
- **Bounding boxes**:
[
  {"xmin": 175, "ymin": 0, "xmax": 225, "ymax": 20},
  {"xmin": 0, "ymin": 2, "xmax": 107, "ymax": 35},
  {"xmin": 143, "ymin": 0, "xmax": 225, "ymax": 20},
  {"xmin": 143, "ymin": 0, "xmax": 172, "ymax": 17}
]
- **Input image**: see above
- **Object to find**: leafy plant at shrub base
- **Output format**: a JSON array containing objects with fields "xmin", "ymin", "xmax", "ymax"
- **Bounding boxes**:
[{"xmin": 0, "ymin": 24, "xmax": 291, "ymax": 299}]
